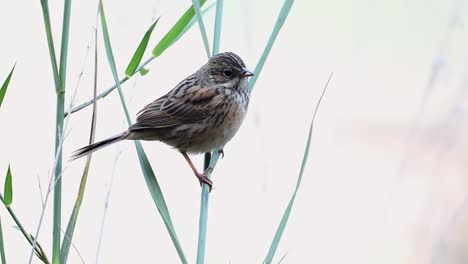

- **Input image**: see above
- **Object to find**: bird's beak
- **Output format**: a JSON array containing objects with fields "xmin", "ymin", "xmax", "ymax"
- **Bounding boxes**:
[{"xmin": 242, "ymin": 68, "xmax": 254, "ymax": 77}]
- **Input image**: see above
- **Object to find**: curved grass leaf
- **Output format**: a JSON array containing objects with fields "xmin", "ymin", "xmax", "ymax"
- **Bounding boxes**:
[
  {"xmin": 152, "ymin": 0, "xmax": 207, "ymax": 57},
  {"xmin": 3, "ymin": 166, "xmax": 12, "ymax": 207},
  {"xmin": 99, "ymin": 2, "xmax": 187, "ymax": 262},
  {"xmin": 264, "ymin": 73, "xmax": 332, "ymax": 264},
  {"xmin": 0, "ymin": 65, "xmax": 15, "ymax": 109},
  {"xmin": 125, "ymin": 18, "xmax": 160, "ymax": 78}
]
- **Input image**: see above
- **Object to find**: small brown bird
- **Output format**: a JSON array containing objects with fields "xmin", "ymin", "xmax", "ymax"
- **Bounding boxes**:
[{"xmin": 72, "ymin": 52, "xmax": 253, "ymax": 190}]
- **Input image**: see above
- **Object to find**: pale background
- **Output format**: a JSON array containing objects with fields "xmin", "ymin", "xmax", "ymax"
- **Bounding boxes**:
[{"xmin": 1, "ymin": 0, "xmax": 468, "ymax": 263}]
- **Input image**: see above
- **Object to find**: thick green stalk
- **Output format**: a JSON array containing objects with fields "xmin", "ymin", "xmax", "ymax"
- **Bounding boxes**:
[
  {"xmin": 196, "ymin": 151, "xmax": 220, "ymax": 263},
  {"xmin": 52, "ymin": 0, "xmax": 72, "ymax": 262},
  {"xmin": 196, "ymin": 0, "xmax": 216, "ymax": 259}
]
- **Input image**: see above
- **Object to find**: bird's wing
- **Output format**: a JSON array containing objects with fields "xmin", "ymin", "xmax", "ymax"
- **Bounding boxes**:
[{"xmin": 131, "ymin": 80, "xmax": 222, "ymax": 130}]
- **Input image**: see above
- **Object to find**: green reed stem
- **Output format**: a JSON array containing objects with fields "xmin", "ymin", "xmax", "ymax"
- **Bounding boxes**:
[
  {"xmin": 51, "ymin": 0, "xmax": 72, "ymax": 262},
  {"xmin": 196, "ymin": 0, "xmax": 217, "ymax": 260}
]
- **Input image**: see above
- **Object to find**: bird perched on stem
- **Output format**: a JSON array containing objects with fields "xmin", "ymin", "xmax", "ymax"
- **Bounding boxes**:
[{"xmin": 72, "ymin": 52, "xmax": 253, "ymax": 191}]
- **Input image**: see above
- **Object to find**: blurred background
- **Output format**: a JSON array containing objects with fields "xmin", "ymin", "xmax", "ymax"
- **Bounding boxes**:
[{"xmin": 1, "ymin": 0, "xmax": 468, "ymax": 263}]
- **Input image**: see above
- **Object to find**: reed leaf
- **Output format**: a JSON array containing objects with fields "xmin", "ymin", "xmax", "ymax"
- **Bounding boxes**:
[
  {"xmin": 125, "ymin": 18, "xmax": 160, "ymax": 78},
  {"xmin": 264, "ymin": 73, "xmax": 332, "ymax": 263},
  {"xmin": 152, "ymin": 0, "xmax": 207, "ymax": 57},
  {"xmin": 0, "ymin": 65, "xmax": 15, "ymax": 109},
  {"xmin": 99, "ymin": 2, "xmax": 187, "ymax": 262},
  {"xmin": 3, "ymin": 166, "xmax": 12, "ymax": 207}
]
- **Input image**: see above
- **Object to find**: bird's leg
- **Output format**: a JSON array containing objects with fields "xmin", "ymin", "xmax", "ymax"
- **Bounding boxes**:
[
  {"xmin": 181, "ymin": 152, "xmax": 213, "ymax": 191},
  {"xmin": 218, "ymin": 149, "xmax": 224, "ymax": 159}
]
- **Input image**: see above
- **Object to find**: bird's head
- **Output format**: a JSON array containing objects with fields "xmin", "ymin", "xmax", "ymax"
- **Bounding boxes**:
[{"xmin": 198, "ymin": 52, "xmax": 254, "ymax": 91}]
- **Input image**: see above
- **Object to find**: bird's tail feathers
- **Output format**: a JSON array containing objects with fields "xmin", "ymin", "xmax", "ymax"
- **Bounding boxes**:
[{"xmin": 71, "ymin": 131, "xmax": 129, "ymax": 160}]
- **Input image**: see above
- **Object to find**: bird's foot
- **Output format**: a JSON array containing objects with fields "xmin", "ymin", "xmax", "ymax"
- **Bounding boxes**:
[
  {"xmin": 218, "ymin": 149, "xmax": 224, "ymax": 159},
  {"xmin": 196, "ymin": 170, "xmax": 213, "ymax": 192}
]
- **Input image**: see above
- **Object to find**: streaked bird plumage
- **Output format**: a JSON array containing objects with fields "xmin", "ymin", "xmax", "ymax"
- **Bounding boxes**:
[{"xmin": 72, "ymin": 52, "xmax": 253, "ymax": 190}]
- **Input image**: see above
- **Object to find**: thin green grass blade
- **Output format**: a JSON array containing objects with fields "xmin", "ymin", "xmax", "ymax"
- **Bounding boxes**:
[
  {"xmin": 125, "ymin": 18, "xmax": 160, "ymax": 78},
  {"xmin": 264, "ymin": 73, "xmax": 332, "ymax": 264},
  {"xmin": 0, "ymin": 214, "xmax": 5, "ymax": 264},
  {"xmin": 192, "ymin": 0, "xmax": 211, "ymax": 58},
  {"xmin": 3, "ymin": 166, "xmax": 12, "ymax": 207},
  {"xmin": 249, "ymin": 0, "xmax": 294, "ymax": 92},
  {"xmin": 0, "ymin": 65, "xmax": 15, "ymax": 109},
  {"xmin": 152, "ymin": 0, "xmax": 207, "ymax": 57},
  {"xmin": 60, "ymin": 20, "xmax": 99, "ymax": 263},
  {"xmin": 99, "ymin": 2, "xmax": 186, "ymax": 262},
  {"xmin": 212, "ymin": 0, "xmax": 223, "ymax": 55}
]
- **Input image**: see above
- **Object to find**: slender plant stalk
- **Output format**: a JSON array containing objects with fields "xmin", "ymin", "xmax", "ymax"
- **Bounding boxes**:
[
  {"xmin": 212, "ymin": 0, "xmax": 223, "ymax": 55},
  {"xmin": 195, "ymin": 0, "xmax": 220, "ymax": 260},
  {"xmin": 192, "ymin": 0, "xmax": 211, "ymax": 57},
  {"xmin": 60, "ymin": 12, "xmax": 99, "ymax": 263},
  {"xmin": 264, "ymin": 73, "xmax": 332, "ymax": 263}
]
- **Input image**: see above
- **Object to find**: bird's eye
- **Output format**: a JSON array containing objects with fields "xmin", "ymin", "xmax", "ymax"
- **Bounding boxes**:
[{"xmin": 223, "ymin": 69, "xmax": 233, "ymax": 77}]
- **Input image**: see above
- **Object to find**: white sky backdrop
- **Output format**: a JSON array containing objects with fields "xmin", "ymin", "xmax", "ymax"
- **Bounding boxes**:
[{"xmin": 1, "ymin": 0, "xmax": 468, "ymax": 263}]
